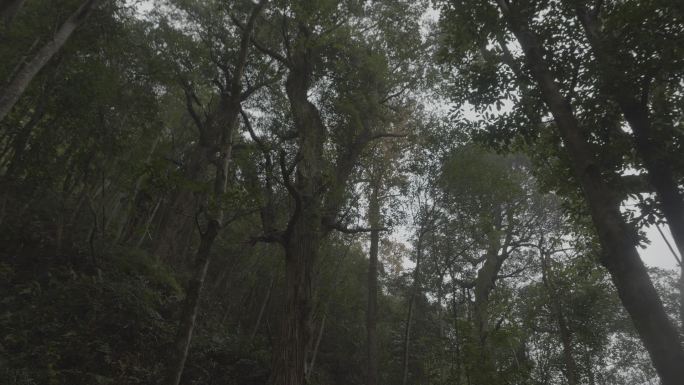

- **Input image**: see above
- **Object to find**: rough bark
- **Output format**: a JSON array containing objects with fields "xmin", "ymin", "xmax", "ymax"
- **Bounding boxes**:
[
  {"xmin": 268, "ymin": 48, "xmax": 326, "ymax": 384},
  {"xmin": 496, "ymin": 2, "xmax": 684, "ymax": 383},
  {"xmin": 0, "ymin": 0, "xmax": 100, "ymax": 123},
  {"xmin": 269, "ymin": 206, "xmax": 320, "ymax": 385}
]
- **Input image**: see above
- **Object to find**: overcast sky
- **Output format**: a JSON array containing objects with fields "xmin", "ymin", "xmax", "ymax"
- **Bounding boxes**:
[{"xmin": 640, "ymin": 224, "xmax": 680, "ymax": 270}]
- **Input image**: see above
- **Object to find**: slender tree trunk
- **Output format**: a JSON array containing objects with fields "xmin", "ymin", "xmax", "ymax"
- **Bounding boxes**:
[
  {"xmin": 250, "ymin": 274, "xmax": 275, "ymax": 343},
  {"xmin": 3, "ymin": 96, "xmax": 45, "ymax": 177},
  {"xmin": 402, "ymin": 238, "xmax": 422, "ymax": 385},
  {"xmin": 162, "ymin": 219, "xmax": 219, "ymax": 385},
  {"xmin": 162, "ymin": 2, "xmax": 266, "ymax": 381},
  {"xmin": 136, "ymin": 197, "xmax": 161, "ymax": 247},
  {"xmin": 497, "ymin": 3, "xmax": 684, "ymax": 383},
  {"xmin": 450, "ymin": 286, "xmax": 462, "ymax": 385},
  {"xmin": 540, "ymin": 251, "xmax": 578, "ymax": 385},
  {"xmin": 152, "ymin": 145, "xmax": 206, "ymax": 262},
  {"xmin": 0, "ymin": 0, "xmax": 100, "ymax": 123},
  {"xmin": 116, "ymin": 138, "xmax": 159, "ymax": 243},
  {"xmin": 366, "ymin": 182, "xmax": 380, "ymax": 385},
  {"xmin": 472, "ymin": 243, "xmax": 506, "ymax": 384},
  {"xmin": 401, "ymin": 290, "xmax": 415, "ymax": 385},
  {"xmin": 306, "ymin": 313, "xmax": 326, "ymax": 382}
]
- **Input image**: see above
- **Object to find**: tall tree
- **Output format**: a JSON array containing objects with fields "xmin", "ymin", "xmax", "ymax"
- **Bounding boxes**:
[
  {"xmin": 491, "ymin": 2, "xmax": 684, "ymax": 382},
  {"xmin": 161, "ymin": 1, "xmax": 268, "ymax": 384},
  {"xmin": 0, "ymin": 0, "xmax": 101, "ymax": 122}
]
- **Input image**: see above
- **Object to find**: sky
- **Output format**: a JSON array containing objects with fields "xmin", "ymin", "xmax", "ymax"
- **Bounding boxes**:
[{"xmin": 640, "ymin": 224, "xmax": 680, "ymax": 270}]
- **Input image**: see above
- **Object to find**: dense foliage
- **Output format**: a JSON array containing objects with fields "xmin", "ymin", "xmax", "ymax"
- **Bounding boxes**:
[{"xmin": 0, "ymin": 0, "xmax": 682, "ymax": 384}]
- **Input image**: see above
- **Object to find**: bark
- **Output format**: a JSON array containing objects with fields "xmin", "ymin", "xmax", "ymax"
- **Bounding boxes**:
[
  {"xmin": 471, "ymin": 241, "xmax": 506, "ymax": 384},
  {"xmin": 269, "ymin": 207, "xmax": 320, "ymax": 385},
  {"xmin": 0, "ymin": 0, "xmax": 100, "ymax": 123},
  {"xmin": 267, "ymin": 14, "xmax": 381, "ymax": 384},
  {"xmin": 496, "ymin": 3, "xmax": 684, "ymax": 383},
  {"xmin": 473, "ymin": 249, "xmax": 505, "ymax": 345},
  {"xmin": 574, "ymin": 5, "xmax": 684, "ymax": 266},
  {"xmin": 268, "ymin": 23, "xmax": 327, "ymax": 385},
  {"xmin": 366, "ymin": 182, "xmax": 380, "ymax": 385},
  {"xmin": 680, "ymin": 265, "xmax": 684, "ymax": 334}
]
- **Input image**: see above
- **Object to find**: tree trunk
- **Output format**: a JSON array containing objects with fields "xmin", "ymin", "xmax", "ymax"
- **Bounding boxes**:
[
  {"xmin": 269, "ymin": 209, "xmax": 320, "ymax": 385},
  {"xmin": 3, "ymin": 95, "xmax": 46, "ymax": 178},
  {"xmin": 162, "ymin": 2, "xmax": 266, "ymax": 381},
  {"xmin": 540, "ymin": 251, "xmax": 578, "ymax": 385},
  {"xmin": 497, "ymin": 3, "xmax": 684, "ymax": 383},
  {"xmin": 575, "ymin": 5, "xmax": 684, "ymax": 264},
  {"xmin": 366, "ymin": 182, "xmax": 380, "ymax": 385},
  {"xmin": 152, "ymin": 145, "xmax": 206, "ymax": 262},
  {"xmin": 250, "ymin": 274, "xmax": 275, "ymax": 343},
  {"xmin": 450, "ymin": 286, "xmax": 462, "ymax": 385},
  {"xmin": 0, "ymin": 0, "xmax": 100, "ymax": 123},
  {"xmin": 306, "ymin": 313, "xmax": 326, "ymax": 382},
  {"xmin": 402, "ymin": 237, "xmax": 422, "ymax": 385},
  {"xmin": 471, "ymin": 244, "xmax": 506, "ymax": 384},
  {"xmin": 162, "ymin": 219, "xmax": 219, "ymax": 385}
]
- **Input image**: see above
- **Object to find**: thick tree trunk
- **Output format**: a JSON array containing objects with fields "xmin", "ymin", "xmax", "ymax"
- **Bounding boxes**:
[
  {"xmin": 162, "ymin": 219, "xmax": 219, "ymax": 385},
  {"xmin": 269, "ymin": 209, "xmax": 320, "ymax": 385},
  {"xmin": 366, "ymin": 183, "xmax": 380, "ymax": 385},
  {"xmin": 0, "ymin": 0, "xmax": 100, "ymax": 123},
  {"xmin": 497, "ymin": 3, "xmax": 684, "ymax": 383}
]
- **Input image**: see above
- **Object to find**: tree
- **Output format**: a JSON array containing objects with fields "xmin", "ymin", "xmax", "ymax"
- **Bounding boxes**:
[
  {"xmin": 158, "ymin": 1, "xmax": 268, "ymax": 384},
  {"xmin": 0, "ymin": 0, "xmax": 102, "ymax": 123},
  {"xmin": 436, "ymin": 1, "xmax": 684, "ymax": 382}
]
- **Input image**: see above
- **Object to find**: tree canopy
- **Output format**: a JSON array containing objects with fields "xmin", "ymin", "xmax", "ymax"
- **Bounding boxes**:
[{"xmin": 0, "ymin": 0, "xmax": 682, "ymax": 384}]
